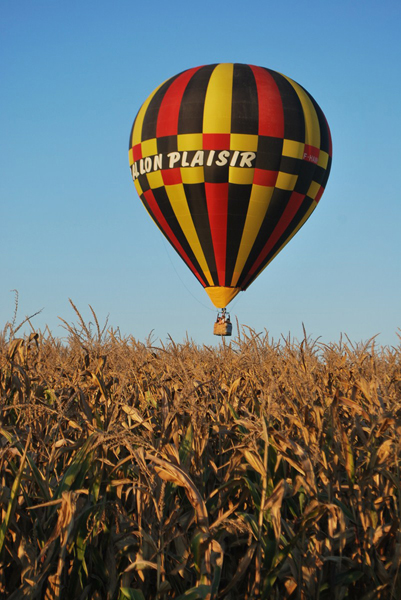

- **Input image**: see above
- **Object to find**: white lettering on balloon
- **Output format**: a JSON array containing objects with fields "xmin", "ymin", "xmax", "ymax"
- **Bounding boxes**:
[{"xmin": 130, "ymin": 150, "xmax": 257, "ymax": 181}]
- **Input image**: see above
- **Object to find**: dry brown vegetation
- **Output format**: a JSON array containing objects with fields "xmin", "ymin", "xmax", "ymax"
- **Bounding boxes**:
[{"xmin": 1, "ymin": 302, "xmax": 401, "ymax": 599}]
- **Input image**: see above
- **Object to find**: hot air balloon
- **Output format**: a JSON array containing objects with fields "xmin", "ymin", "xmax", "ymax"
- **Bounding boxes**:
[{"xmin": 128, "ymin": 64, "xmax": 332, "ymax": 335}]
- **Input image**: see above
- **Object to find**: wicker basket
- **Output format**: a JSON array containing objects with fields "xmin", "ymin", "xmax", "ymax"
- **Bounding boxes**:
[{"xmin": 213, "ymin": 321, "xmax": 233, "ymax": 336}]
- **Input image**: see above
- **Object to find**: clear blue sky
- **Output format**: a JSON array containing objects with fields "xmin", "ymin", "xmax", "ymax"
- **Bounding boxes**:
[{"xmin": 2, "ymin": 0, "xmax": 401, "ymax": 347}]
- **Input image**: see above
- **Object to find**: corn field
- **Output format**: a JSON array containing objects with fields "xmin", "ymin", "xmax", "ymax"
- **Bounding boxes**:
[{"xmin": 1, "ymin": 303, "xmax": 401, "ymax": 599}]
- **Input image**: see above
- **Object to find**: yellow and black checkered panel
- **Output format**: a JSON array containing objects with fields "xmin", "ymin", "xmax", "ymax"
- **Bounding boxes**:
[{"xmin": 128, "ymin": 64, "xmax": 332, "ymax": 302}]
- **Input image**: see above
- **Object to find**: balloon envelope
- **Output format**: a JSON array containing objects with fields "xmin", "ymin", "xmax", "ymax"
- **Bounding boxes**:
[{"xmin": 129, "ymin": 64, "xmax": 332, "ymax": 308}]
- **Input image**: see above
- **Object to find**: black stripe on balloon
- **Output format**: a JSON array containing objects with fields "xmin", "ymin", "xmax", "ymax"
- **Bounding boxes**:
[
  {"xmin": 265, "ymin": 69, "xmax": 305, "ymax": 143},
  {"xmin": 178, "ymin": 65, "xmax": 217, "ymax": 134},
  {"xmin": 310, "ymin": 164, "xmax": 327, "ymax": 187},
  {"xmin": 183, "ymin": 182, "xmax": 218, "ymax": 285},
  {"xmin": 157, "ymin": 135, "xmax": 178, "ymax": 155},
  {"xmin": 204, "ymin": 161, "xmax": 230, "ymax": 184},
  {"xmin": 321, "ymin": 156, "xmax": 332, "ymax": 189},
  {"xmin": 236, "ymin": 187, "xmax": 293, "ymax": 288},
  {"xmin": 137, "ymin": 174, "xmax": 150, "ymax": 194},
  {"xmin": 141, "ymin": 75, "xmax": 178, "ymax": 142},
  {"xmin": 150, "ymin": 186, "xmax": 207, "ymax": 285},
  {"xmin": 294, "ymin": 160, "xmax": 318, "ymax": 195},
  {"xmin": 255, "ymin": 136, "xmax": 284, "ymax": 171},
  {"xmin": 279, "ymin": 156, "xmax": 301, "ymax": 175},
  {"xmin": 225, "ymin": 183, "xmax": 253, "ymax": 286},
  {"xmin": 312, "ymin": 158, "xmax": 331, "ymax": 193},
  {"xmin": 243, "ymin": 196, "xmax": 314, "ymax": 290},
  {"xmin": 231, "ymin": 64, "xmax": 259, "ymax": 135},
  {"xmin": 308, "ymin": 92, "xmax": 332, "ymax": 155}
]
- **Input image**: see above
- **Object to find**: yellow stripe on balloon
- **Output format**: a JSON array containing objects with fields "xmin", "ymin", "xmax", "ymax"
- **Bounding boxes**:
[
  {"xmin": 275, "ymin": 171, "xmax": 298, "ymax": 191},
  {"xmin": 282, "ymin": 139, "xmax": 305, "ymax": 159},
  {"xmin": 141, "ymin": 138, "xmax": 158, "ymax": 157},
  {"xmin": 203, "ymin": 63, "xmax": 234, "ymax": 133},
  {"xmin": 231, "ymin": 184, "xmax": 275, "ymax": 287},
  {"xmin": 181, "ymin": 166, "xmax": 205, "ymax": 184},
  {"xmin": 177, "ymin": 133, "xmax": 203, "ymax": 151},
  {"xmin": 134, "ymin": 179, "xmax": 143, "ymax": 196},
  {"xmin": 229, "ymin": 166, "xmax": 255, "ymax": 185},
  {"xmin": 128, "ymin": 148, "xmax": 134, "ymax": 166},
  {"xmin": 306, "ymin": 180, "xmax": 321, "ymax": 200},
  {"xmin": 164, "ymin": 183, "xmax": 214, "ymax": 286},
  {"xmin": 131, "ymin": 82, "xmax": 165, "ymax": 147},
  {"xmin": 147, "ymin": 170, "xmax": 164, "ymax": 189},
  {"xmin": 230, "ymin": 134, "xmax": 258, "ymax": 151},
  {"xmin": 318, "ymin": 150, "xmax": 329, "ymax": 169}
]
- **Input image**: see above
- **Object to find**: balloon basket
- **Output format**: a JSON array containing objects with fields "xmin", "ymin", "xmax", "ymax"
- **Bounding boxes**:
[
  {"xmin": 213, "ymin": 309, "xmax": 232, "ymax": 337},
  {"xmin": 213, "ymin": 322, "xmax": 232, "ymax": 336}
]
